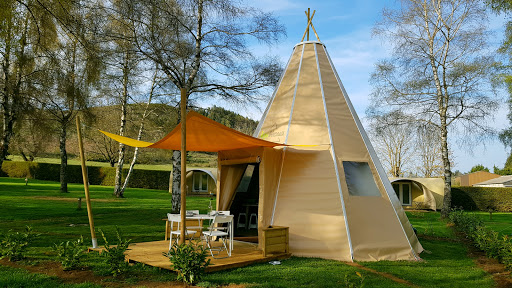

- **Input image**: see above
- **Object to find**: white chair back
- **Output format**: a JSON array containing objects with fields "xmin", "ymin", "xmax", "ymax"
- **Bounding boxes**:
[
  {"xmin": 167, "ymin": 213, "xmax": 181, "ymax": 222},
  {"xmin": 209, "ymin": 210, "xmax": 230, "ymax": 216},
  {"xmin": 212, "ymin": 215, "xmax": 234, "ymax": 225}
]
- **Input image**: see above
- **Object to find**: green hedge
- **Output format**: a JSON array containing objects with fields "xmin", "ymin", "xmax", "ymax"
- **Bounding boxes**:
[
  {"xmin": 452, "ymin": 186, "xmax": 512, "ymax": 212},
  {"xmin": 449, "ymin": 209, "xmax": 512, "ymax": 270},
  {"xmin": 1, "ymin": 161, "xmax": 169, "ymax": 190}
]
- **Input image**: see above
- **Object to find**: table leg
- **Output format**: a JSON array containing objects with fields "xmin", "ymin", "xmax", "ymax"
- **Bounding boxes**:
[{"xmin": 165, "ymin": 220, "xmax": 170, "ymax": 241}]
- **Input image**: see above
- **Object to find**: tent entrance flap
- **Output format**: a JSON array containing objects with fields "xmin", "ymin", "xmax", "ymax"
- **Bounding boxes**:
[{"xmin": 228, "ymin": 164, "xmax": 260, "ymax": 242}]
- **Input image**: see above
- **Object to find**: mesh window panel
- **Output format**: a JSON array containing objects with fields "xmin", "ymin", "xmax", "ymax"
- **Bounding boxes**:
[
  {"xmin": 343, "ymin": 161, "xmax": 381, "ymax": 197},
  {"xmin": 403, "ymin": 184, "xmax": 410, "ymax": 204}
]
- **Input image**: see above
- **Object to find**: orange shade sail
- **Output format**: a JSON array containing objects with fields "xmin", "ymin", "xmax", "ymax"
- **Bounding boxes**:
[{"xmin": 100, "ymin": 111, "xmax": 285, "ymax": 152}]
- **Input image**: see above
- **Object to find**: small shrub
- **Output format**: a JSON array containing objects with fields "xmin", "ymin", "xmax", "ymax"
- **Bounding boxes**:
[
  {"xmin": 342, "ymin": 271, "xmax": 365, "ymax": 288},
  {"xmin": 449, "ymin": 208, "xmax": 512, "ymax": 271},
  {"xmin": 99, "ymin": 227, "xmax": 131, "ymax": 277},
  {"xmin": 53, "ymin": 236, "xmax": 87, "ymax": 270},
  {"xmin": 448, "ymin": 208, "xmax": 483, "ymax": 236},
  {"xmin": 165, "ymin": 241, "xmax": 211, "ymax": 284},
  {"xmin": 0, "ymin": 226, "xmax": 37, "ymax": 261}
]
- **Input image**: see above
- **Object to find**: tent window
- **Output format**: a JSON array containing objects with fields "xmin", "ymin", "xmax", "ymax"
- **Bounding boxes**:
[
  {"xmin": 193, "ymin": 172, "xmax": 208, "ymax": 192},
  {"xmin": 343, "ymin": 161, "xmax": 381, "ymax": 197}
]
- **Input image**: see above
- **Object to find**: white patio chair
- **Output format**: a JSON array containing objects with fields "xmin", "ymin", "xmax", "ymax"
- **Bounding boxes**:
[
  {"xmin": 186, "ymin": 210, "xmax": 203, "ymax": 233},
  {"xmin": 167, "ymin": 213, "xmax": 200, "ymax": 250},
  {"xmin": 202, "ymin": 214, "xmax": 234, "ymax": 258},
  {"xmin": 207, "ymin": 210, "xmax": 230, "ymax": 226}
]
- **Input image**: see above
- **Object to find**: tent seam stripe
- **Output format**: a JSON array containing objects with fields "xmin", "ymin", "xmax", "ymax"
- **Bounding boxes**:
[
  {"xmin": 284, "ymin": 44, "xmax": 305, "ymax": 144},
  {"xmin": 323, "ymin": 47, "xmax": 420, "ymax": 261},
  {"xmin": 253, "ymin": 46, "xmax": 296, "ymax": 138},
  {"xmin": 270, "ymin": 148, "xmax": 287, "ymax": 225},
  {"xmin": 271, "ymin": 43, "xmax": 305, "ymax": 225},
  {"xmin": 316, "ymin": 44, "xmax": 354, "ymax": 262}
]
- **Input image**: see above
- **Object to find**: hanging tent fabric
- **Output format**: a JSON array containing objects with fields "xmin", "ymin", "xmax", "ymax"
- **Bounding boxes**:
[
  {"xmin": 218, "ymin": 39, "xmax": 423, "ymax": 261},
  {"xmin": 99, "ymin": 111, "xmax": 285, "ymax": 152}
]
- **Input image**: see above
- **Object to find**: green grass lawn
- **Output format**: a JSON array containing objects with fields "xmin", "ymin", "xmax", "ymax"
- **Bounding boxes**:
[{"xmin": 0, "ymin": 177, "xmax": 502, "ymax": 287}]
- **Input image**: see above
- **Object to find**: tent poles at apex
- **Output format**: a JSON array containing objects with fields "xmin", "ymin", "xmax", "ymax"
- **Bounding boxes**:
[{"xmin": 76, "ymin": 115, "xmax": 98, "ymax": 248}]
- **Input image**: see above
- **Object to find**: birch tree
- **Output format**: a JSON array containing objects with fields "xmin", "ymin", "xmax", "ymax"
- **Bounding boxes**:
[
  {"xmin": 371, "ymin": 0, "xmax": 499, "ymax": 217},
  {"xmin": 114, "ymin": 0, "xmax": 284, "ymax": 212},
  {"xmin": 105, "ymin": 0, "xmax": 145, "ymax": 198}
]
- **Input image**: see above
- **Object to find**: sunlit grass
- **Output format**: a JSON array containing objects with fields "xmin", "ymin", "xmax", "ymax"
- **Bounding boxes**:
[{"xmin": 0, "ymin": 177, "xmax": 503, "ymax": 287}]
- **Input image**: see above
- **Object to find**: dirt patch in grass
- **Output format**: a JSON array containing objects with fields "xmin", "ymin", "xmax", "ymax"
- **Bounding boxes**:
[
  {"xmin": 345, "ymin": 262, "xmax": 419, "ymax": 288},
  {"xmin": 465, "ymin": 244, "xmax": 512, "ymax": 288},
  {"xmin": 0, "ymin": 258, "xmax": 242, "ymax": 288},
  {"xmin": 452, "ymin": 230, "xmax": 512, "ymax": 288}
]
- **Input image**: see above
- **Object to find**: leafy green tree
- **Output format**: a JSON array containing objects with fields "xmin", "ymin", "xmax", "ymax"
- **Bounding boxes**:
[
  {"xmin": 34, "ymin": 2, "xmax": 103, "ymax": 193},
  {"xmin": 487, "ymin": 0, "xmax": 512, "ymax": 170},
  {"xmin": 470, "ymin": 164, "xmax": 490, "ymax": 173},
  {"xmin": 0, "ymin": 0, "xmax": 57, "ymax": 168},
  {"xmin": 371, "ymin": 0, "xmax": 499, "ymax": 217}
]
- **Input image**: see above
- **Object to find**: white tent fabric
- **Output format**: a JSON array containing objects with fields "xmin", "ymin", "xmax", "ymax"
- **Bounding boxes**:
[{"xmin": 245, "ymin": 41, "xmax": 422, "ymax": 261}]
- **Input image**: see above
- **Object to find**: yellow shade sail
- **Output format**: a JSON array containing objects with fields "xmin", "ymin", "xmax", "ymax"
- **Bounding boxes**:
[{"xmin": 100, "ymin": 111, "xmax": 285, "ymax": 152}]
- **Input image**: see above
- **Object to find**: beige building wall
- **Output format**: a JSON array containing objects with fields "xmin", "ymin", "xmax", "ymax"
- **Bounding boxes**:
[
  {"xmin": 459, "ymin": 171, "xmax": 500, "ymax": 187},
  {"xmin": 185, "ymin": 169, "xmax": 217, "ymax": 195},
  {"xmin": 389, "ymin": 178, "xmax": 445, "ymax": 210}
]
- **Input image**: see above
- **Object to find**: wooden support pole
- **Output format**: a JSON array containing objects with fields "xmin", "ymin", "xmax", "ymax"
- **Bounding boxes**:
[
  {"xmin": 301, "ymin": 9, "xmax": 316, "ymax": 42},
  {"xmin": 76, "ymin": 115, "xmax": 98, "ymax": 248},
  {"xmin": 307, "ymin": 8, "xmax": 310, "ymax": 41},
  {"xmin": 179, "ymin": 87, "xmax": 187, "ymax": 245}
]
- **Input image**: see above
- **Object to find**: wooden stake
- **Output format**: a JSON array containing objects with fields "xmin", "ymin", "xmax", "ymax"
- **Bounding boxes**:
[
  {"xmin": 76, "ymin": 115, "xmax": 98, "ymax": 248},
  {"xmin": 179, "ymin": 87, "xmax": 187, "ymax": 245}
]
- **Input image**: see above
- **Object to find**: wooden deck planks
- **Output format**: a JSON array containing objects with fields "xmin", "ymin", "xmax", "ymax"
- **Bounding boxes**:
[{"xmin": 124, "ymin": 240, "xmax": 290, "ymax": 272}]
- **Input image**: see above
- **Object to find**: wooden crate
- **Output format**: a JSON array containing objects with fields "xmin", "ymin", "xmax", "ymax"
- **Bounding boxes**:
[{"xmin": 261, "ymin": 226, "xmax": 289, "ymax": 257}]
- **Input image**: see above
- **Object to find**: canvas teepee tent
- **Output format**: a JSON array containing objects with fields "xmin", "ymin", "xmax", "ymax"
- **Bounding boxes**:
[
  {"xmin": 101, "ymin": 11, "xmax": 423, "ymax": 262},
  {"xmin": 229, "ymin": 18, "xmax": 423, "ymax": 262}
]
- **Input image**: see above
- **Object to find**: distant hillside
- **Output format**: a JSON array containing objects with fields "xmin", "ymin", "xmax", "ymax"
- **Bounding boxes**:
[
  {"xmin": 8, "ymin": 104, "xmax": 258, "ymax": 167},
  {"xmin": 195, "ymin": 106, "xmax": 257, "ymax": 135}
]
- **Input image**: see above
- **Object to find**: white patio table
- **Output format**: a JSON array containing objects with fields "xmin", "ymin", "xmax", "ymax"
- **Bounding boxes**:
[{"xmin": 165, "ymin": 212, "xmax": 234, "ymax": 254}]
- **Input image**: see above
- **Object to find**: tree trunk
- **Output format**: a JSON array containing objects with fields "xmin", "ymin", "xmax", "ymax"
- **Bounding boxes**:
[
  {"xmin": 171, "ymin": 150, "xmax": 181, "ymax": 214},
  {"xmin": 20, "ymin": 151, "xmax": 28, "ymax": 161},
  {"xmin": 59, "ymin": 122, "xmax": 68, "ymax": 193},
  {"xmin": 0, "ymin": 63, "xmax": 13, "ymax": 167},
  {"xmin": 114, "ymin": 142, "xmax": 125, "ymax": 197},
  {"xmin": 440, "ymin": 121, "xmax": 452, "ymax": 217},
  {"xmin": 113, "ymin": 52, "xmax": 130, "ymax": 198}
]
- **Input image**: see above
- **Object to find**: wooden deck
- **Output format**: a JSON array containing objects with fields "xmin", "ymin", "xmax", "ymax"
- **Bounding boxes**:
[{"xmin": 124, "ymin": 240, "xmax": 291, "ymax": 272}]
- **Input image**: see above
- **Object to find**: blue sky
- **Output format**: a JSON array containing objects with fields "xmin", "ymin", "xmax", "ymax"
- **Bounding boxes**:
[{"xmin": 215, "ymin": 0, "xmax": 510, "ymax": 174}]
